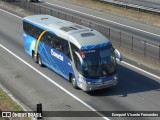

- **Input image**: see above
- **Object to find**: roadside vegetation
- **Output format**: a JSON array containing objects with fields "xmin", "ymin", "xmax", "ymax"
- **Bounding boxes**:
[
  {"xmin": 0, "ymin": 88, "xmax": 30, "ymax": 120},
  {"xmin": 60, "ymin": 0, "xmax": 160, "ymax": 27}
]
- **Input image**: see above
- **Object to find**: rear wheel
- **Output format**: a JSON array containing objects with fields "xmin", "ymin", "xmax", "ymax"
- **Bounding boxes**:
[
  {"xmin": 38, "ymin": 55, "xmax": 43, "ymax": 67},
  {"xmin": 71, "ymin": 75, "xmax": 78, "ymax": 89},
  {"xmin": 32, "ymin": 51, "xmax": 38, "ymax": 63}
]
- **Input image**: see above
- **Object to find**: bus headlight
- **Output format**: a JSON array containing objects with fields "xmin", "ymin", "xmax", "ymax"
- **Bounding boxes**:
[
  {"xmin": 78, "ymin": 75, "xmax": 91, "ymax": 85},
  {"xmin": 78, "ymin": 75, "xmax": 85, "ymax": 83}
]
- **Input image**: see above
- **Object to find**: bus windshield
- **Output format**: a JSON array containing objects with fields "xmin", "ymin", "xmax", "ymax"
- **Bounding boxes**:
[{"xmin": 81, "ymin": 46, "xmax": 117, "ymax": 78}]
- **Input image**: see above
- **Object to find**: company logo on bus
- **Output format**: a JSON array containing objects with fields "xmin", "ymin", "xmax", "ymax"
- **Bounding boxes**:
[{"xmin": 51, "ymin": 49, "xmax": 63, "ymax": 61}]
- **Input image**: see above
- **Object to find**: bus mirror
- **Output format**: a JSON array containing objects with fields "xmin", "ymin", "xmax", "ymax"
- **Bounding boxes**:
[{"xmin": 114, "ymin": 49, "xmax": 122, "ymax": 61}]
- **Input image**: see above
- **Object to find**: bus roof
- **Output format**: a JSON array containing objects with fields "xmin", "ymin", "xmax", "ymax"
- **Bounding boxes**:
[{"xmin": 23, "ymin": 15, "xmax": 110, "ymax": 49}]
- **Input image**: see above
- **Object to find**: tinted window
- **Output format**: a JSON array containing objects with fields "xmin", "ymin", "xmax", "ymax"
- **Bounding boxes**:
[
  {"xmin": 40, "ymin": 32, "xmax": 71, "ymax": 59},
  {"xmin": 40, "ymin": 32, "xmax": 52, "ymax": 46},
  {"xmin": 23, "ymin": 21, "xmax": 43, "ymax": 39}
]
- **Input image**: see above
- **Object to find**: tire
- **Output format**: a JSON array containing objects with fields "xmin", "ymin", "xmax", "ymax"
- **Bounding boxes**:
[
  {"xmin": 71, "ymin": 75, "xmax": 78, "ymax": 89},
  {"xmin": 32, "ymin": 51, "xmax": 34, "ymax": 59},
  {"xmin": 38, "ymin": 55, "xmax": 43, "ymax": 67},
  {"xmin": 32, "ymin": 51, "xmax": 38, "ymax": 63}
]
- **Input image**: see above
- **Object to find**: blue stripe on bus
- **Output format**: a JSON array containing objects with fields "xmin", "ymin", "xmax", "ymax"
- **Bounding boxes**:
[{"xmin": 80, "ymin": 42, "xmax": 112, "ymax": 50}]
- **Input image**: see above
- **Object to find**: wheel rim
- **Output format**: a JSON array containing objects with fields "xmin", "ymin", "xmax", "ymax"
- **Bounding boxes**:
[
  {"xmin": 71, "ymin": 76, "xmax": 76, "ymax": 86},
  {"xmin": 38, "ymin": 56, "xmax": 41, "ymax": 65}
]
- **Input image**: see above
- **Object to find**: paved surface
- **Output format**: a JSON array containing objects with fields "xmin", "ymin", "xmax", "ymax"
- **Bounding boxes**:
[
  {"xmin": 43, "ymin": 0, "xmax": 160, "ymax": 35},
  {"xmin": 34, "ymin": 0, "xmax": 160, "ymax": 59},
  {"xmin": 0, "ymin": 9, "xmax": 160, "ymax": 120},
  {"xmin": 115, "ymin": 0, "xmax": 160, "ymax": 9}
]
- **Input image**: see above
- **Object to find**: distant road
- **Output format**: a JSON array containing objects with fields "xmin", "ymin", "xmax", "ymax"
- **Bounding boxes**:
[
  {"xmin": 0, "ymin": 8, "xmax": 160, "ymax": 120},
  {"xmin": 38, "ymin": 0, "xmax": 160, "ymax": 58},
  {"xmin": 115, "ymin": 0, "xmax": 160, "ymax": 9},
  {"xmin": 43, "ymin": 0, "xmax": 160, "ymax": 36}
]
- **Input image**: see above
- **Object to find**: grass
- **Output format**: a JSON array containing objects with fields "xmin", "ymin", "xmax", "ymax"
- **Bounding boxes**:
[
  {"xmin": 59, "ymin": 0, "xmax": 160, "ymax": 27},
  {"xmin": 0, "ymin": 88, "xmax": 31, "ymax": 120},
  {"xmin": 0, "ymin": 89, "xmax": 22, "ymax": 111}
]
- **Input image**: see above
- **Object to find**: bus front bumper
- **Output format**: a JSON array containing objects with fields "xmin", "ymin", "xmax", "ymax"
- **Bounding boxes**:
[{"xmin": 78, "ymin": 78, "xmax": 118, "ymax": 92}]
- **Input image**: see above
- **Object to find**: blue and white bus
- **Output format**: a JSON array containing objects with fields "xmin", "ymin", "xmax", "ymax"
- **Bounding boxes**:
[{"xmin": 23, "ymin": 15, "xmax": 122, "ymax": 91}]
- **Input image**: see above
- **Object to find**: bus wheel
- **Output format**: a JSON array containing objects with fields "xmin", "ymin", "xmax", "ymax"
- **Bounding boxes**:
[
  {"xmin": 33, "ymin": 53, "xmax": 38, "ymax": 63},
  {"xmin": 38, "ymin": 55, "xmax": 43, "ymax": 67},
  {"xmin": 71, "ymin": 75, "xmax": 78, "ymax": 89},
  {"xmin": 32, "ymin": 51, "xmax": 37, "ymax": 63}
]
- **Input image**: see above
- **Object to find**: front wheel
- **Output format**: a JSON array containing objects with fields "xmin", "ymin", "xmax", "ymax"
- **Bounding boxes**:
[{"xmin": 71, "ymin": 75, "xmax": 78, "ymax": 89}]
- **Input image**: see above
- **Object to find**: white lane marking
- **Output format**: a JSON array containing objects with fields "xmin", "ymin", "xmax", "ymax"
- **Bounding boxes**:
[
  {"xmin": 0, "ymin": 9, "xmax": 22, "ymax": 19},
  {"xmin": 0, "ymin": 44, "xmax": 110, "ymax": 120},
  {"xmin": 141, "ymin": 42, "xmax": 159, "ymax": 48},
  {"xmin": 45, "ymin": 2, "xmax": 160, "ymax": 37},
  {"xmin": 121, "ymin": 61, "xmax": 160, "ymax": 79}
]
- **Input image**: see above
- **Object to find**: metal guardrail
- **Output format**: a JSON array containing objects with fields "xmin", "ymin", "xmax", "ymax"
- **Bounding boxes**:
[
  {"xmin": 100, "ymin": 0, "xmax": 160, "ymax": 15},
  {"xmin": 1, "ymin": 1, "xmax": 160, "ymax": 60}
]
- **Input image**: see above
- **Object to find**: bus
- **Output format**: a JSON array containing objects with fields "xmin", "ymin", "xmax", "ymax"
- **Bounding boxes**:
[{"xmin": 23, "ymin": 15, "xmax": 122, "ymax": 91}]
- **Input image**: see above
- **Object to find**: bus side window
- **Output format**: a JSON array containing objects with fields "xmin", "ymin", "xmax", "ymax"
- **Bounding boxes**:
[
  {"xmin": 23, "ymin": 21, "xmax": 43, "ymax": 39},
  {"xmin": 40, "ymin": 32, "xmax": 52, "ymax": 45},
  {"xmin": 40, "ymin": 32, "xmax": 48, "ymax": 43},
  {"xmin": 23, "ymin": 21, "xmax": 28, "ymax": 34},
  {"xmin": 50, "ymin": 34, "xmax": 59, "ymax": 49},
  {"xmin": 34, "ymin": 27, "xmax": 43, "ymax": 39}
]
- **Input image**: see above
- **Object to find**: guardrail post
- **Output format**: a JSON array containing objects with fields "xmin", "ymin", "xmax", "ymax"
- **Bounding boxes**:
[
  {"xmin": 21, "ymin": 1, "xmax": 23, "ymax": 8},
  {"xmin": 29, "ymin": 2, "xmax": 31, "ymax": 12},
  {"xmin": 34, "ymin": 4, "xmax": 35, "ymax": 14},
  {"xmin": 51, "ymin": 9, "xmax": 53, "ymax": 16},
  {"xmin": 108, "ymin": 28, "xmax": 110, "ymax": 40},
  {"xmin": 64, "ymin": 13, "xmax": 66, "ymax": 20},
  {"xmin": 57, "ymin": 11, "xmax": 59, "ymax": 18},
  {"xmin": 45, "ymin": 8, "xmax": 47, "ymax": 15},
  {"xmin": 40, "ymin": 5, "xmax": 41, "ymax": 14},
  {"xmin": 23, "ymin": 1, "xmax": 25, "ymax": 9},
  {"xmin": 119, "ymin": 32, "xmax": 121, "ymax": 46},
  {"xmin": 159, "ymin": 45, "xmax": 160, "ymax": 60},
  {"xmin": 144, "ymin": 41, "xmax": 146, "ymax": 57},
  {"xmin": 89, "ymin": 22, "xmax": 91, "ymax": 28},
  {"xmin": 97, "ymin": 25, "xmax": 100, "ymax": 31},
  {"xmin": 125, "ymin": 5, "xmax": 127, "ymax": 10},
  {"xmin": 72, "ymin": 16, "xmax": 73, "ymax": 22},
  {"xmin": 131, "ymin": 36, "xmax": 133, "ymax": 51}
]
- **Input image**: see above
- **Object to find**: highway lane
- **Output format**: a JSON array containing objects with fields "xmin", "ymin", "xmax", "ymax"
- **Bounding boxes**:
[
  {"xmin": 42, "ymin": 0, "xmax": 160, "ymax": 37},
  {"xmin": 115, "ymin": 0, "xmax": 160, "ymax": 9},
  {"xmin": 3, "ymin": 1, "xmax": 160, "ymax": 58},
  {"xmin": 0, "ymin": 9, "xmax": 160, "ymax": 120},
  {"xmin": 30, "ymin": 0, "xmax": 160, "ymax": 58}
]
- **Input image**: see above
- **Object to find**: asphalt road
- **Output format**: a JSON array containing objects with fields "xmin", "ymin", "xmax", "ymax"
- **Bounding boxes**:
[
  {"xmin": 42, "ymin": 0, "xmax": 160, "ymax": 36},
  {"xmin": 7, "ymin": 0, "xmax": 159, "ymax": 58},
  {"xmin": 0, "ymin": 8, "xmax": 160, "ymax": 120},
  {"xmin": 114, "ymin": 0, "xmax": 160, "ymax": 9}
]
